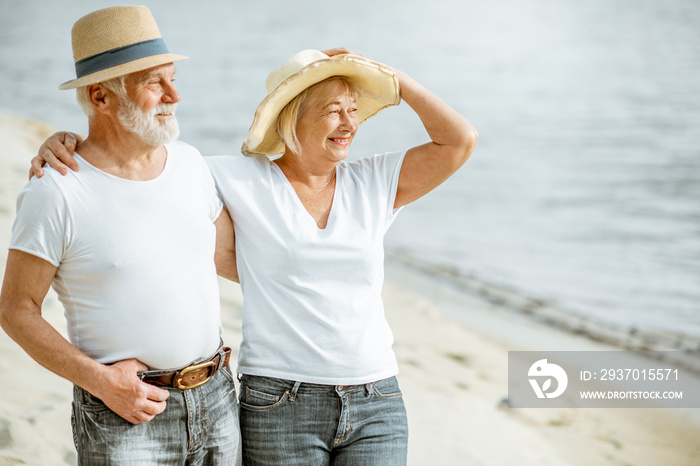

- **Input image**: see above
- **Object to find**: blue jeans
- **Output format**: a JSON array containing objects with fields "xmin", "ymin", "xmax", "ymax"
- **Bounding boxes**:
[
  {"xmin": 238, "ymin": 375, "xmax": 409, "ymax": 466},
  {"xmin": 71, "ymin": 367, "xmax": 242, "ymax": 465}
]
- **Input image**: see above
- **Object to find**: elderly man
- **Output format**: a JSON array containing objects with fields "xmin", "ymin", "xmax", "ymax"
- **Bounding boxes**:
[{"xmin": 0, "ymin": 6, "xmax": 240, "ymax": 464}]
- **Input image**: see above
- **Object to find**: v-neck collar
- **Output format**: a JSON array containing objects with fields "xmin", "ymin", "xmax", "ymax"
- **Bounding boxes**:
[{"xmin": 271, "ymin": 161, "xmax": 340, "ymax": 231}]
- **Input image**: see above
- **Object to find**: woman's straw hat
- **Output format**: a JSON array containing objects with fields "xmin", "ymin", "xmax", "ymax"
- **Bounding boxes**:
[
  {"xmin": 59, "ymin": 6, "xmax": 188, "ymax": 90},
  {"xmin": 242, "ymin": 49, "xmax": 400, "ymax": 156}
]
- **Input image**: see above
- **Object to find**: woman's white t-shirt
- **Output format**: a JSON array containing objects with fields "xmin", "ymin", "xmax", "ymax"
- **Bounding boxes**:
[{"xmin": 206, "ymin": 151, "xmax": 406, "ymax": 385}]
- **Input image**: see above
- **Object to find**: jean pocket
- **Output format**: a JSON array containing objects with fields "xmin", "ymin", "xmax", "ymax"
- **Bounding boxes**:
[
  {"xmin": 239, "ymin": 385, "xmax": 289, "ymax": 411},
  {"xmin": 70, "ymin": 402, "xmax": 79, "ymax": 450},
  {"xmin": 371, "ymin": 377, "xmax": 403, "ymax": 398},
  {"xmin": 78, "ymin": 389, "xmax": 113, "ymax": 414},
  {"xmin": 220, "ymin": 365, "xmax": 235, "ymax": 383}
]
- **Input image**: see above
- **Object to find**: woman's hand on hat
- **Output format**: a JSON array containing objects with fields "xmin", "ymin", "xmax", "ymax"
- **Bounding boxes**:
[
  {"xmin": 322, "ymin": 47, "xmax": 365, "ymax": 59},
  {"xmin": 321, "ymin": 48, "xmax": 398, "ymax": 78},
  {"xmin": 30, "ymin": 131, "xmax": 83, "ymax": 179}
]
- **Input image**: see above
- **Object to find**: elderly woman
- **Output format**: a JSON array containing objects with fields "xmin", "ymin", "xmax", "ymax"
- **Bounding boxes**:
[{"xmin": 33, "ymin": 48, "xmax": 477, "ymax": 465}]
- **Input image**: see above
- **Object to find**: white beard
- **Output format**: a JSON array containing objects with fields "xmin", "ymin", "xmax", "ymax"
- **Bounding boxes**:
[{"xmin": 117, "ymin": 100, "xmax": 180, "ymax": 146}]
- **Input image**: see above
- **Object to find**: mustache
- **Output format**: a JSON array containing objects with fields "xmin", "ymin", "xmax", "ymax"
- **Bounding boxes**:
[{"xmin": 152, "ymin": 103, "xmax": 177, "ymax": 116}]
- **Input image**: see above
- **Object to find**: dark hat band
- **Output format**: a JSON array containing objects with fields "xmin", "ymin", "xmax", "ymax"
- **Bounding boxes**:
[{"xmin": 74, "ymin": 38, "xmax": 169, "ymax": 78}]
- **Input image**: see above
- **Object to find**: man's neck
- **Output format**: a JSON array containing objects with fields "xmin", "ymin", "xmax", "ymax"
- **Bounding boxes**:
[{"xmin": 77, "ymin": 121, "xmax": 168, "ymax": 181}]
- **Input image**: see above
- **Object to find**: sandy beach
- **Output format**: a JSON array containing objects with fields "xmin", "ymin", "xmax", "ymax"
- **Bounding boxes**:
[{"xmin": 0, "ymin": 112, "xmax": 698, "ymax": 465}]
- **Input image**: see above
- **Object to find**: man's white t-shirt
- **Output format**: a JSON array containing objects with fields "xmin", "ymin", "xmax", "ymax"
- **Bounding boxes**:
[
  {"xmin": 206, "ymin": 151, "xmax": 406, "ymax": 385},
  {"xmin": 9, "ymin": 141, "xmax": 224, "ymax": 370}
]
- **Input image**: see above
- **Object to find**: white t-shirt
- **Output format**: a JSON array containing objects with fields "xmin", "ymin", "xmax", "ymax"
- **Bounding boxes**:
[
  {"xmin": 206, "ymin": 151, "xmax": 406, "ymax": 385},
  {"xmin": 9, "ymin": 141, "xmax": 224, "ymax": 370}
]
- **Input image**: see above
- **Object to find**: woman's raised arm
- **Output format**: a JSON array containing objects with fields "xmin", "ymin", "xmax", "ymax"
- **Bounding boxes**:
[{"xmin": 394, "ymin": 70, "xmax": 478, "ymax": 208}]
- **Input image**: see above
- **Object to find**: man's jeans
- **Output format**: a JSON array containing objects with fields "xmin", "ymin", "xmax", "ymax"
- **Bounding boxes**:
[
  {"xmin": 239, "ymin": 375, "xmax": 409, "ymax": 466},
  {"xmin": 71, "ymin": 367, "xmax": 242, "ymax": 465}
]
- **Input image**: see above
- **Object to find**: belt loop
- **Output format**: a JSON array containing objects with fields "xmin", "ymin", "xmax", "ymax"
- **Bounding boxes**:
[
  {"xmin": 289, "ymin": 381, "xmax": 302, "ymax": 402},
  {"xmin": 365, "ymin": 383, "xmax": 374, "ymax": 397},
  {"xmin": 216, "ymin": 346, "xmax": 225, "ymax": 370}
]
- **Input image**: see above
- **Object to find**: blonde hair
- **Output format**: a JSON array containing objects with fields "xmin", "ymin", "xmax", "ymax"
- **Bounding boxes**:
[
  {"xmin": 75, "ymin": 75, "xmax": 127, "ymax": 117},
  {"xmin": 276, "ymin": 77, "xmax": 359, "ymax": 155}
]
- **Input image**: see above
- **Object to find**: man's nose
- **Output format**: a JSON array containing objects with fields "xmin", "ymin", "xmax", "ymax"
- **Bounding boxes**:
[{"xmin": 162, "ymin": 82, "xmax": 181, "ymax": 103}]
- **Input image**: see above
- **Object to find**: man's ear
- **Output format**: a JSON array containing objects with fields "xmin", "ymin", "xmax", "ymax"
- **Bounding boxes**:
[{"xmin": 88, "ymin": 83, "xmax": 112, "ymax": 114}]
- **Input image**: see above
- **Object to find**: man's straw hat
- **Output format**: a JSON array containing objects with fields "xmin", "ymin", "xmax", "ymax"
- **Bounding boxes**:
[
  {"xmin": 59, "ymin": 6, "xmax": 188, "ymax": 90},
  {"xmin": 242, "ymin": 49, "xmax": 400, "ymax": 156}
]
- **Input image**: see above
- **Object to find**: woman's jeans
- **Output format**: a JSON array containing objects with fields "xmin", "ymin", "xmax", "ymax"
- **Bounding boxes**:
[
  {"xmin": 71, "ymin": 367, "xmax": 242, "ymax": 465},
  {"xmin": 239, "ymin": 375, "xmax": 409, "ymax": 466}
]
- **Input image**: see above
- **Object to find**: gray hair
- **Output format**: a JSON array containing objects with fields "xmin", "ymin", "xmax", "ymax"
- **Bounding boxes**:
[
  {"xmin": 276, "ymin": 77, "xmax": 359, "ymax": 155},
  {"xmin": 75, "ymin": 75, "xmax": 127, "ymax": 117}
]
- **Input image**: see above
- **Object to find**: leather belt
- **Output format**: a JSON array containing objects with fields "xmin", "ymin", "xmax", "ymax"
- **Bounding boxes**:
[{"xmin": 140, "ymin": 347, "xmax": 232, "ymax": 390}]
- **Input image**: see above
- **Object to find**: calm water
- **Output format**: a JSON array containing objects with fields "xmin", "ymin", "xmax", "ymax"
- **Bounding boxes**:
[{"xmin": 1, "ymin": 0, "xmax": 699, "ymax": 339}]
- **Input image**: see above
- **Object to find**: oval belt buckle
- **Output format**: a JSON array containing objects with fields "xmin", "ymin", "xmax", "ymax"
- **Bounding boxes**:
[{"xmin": 173, "ymin": 361, "xmax": 216, "ymax": 390}]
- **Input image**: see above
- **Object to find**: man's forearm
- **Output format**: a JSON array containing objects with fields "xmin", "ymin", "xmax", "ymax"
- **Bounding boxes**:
[{"xmin": 0, "ymin": 305, "xmax": 107, "ymax": 394}]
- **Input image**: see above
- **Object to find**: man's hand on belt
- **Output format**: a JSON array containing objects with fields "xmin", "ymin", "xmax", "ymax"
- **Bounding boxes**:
[{"xmin": 90, "ymin": 358, "xmax": 170, "ymax": 425}]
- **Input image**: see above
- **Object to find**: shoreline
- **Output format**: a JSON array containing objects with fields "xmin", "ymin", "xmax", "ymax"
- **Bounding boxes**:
[
  {"xmin": 381, "ymin": 255, "xmax": 700, "ymax": 465},
  {"xmin": 1, "ymin": 113, "xmax": 699, "ymax": 465},
  {"xmin": 385, "ymin": 250, "xmax": 700, "ymax": 375}
]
